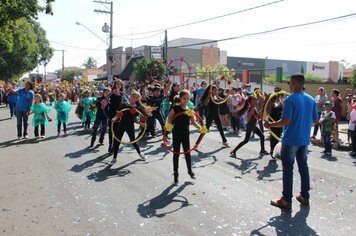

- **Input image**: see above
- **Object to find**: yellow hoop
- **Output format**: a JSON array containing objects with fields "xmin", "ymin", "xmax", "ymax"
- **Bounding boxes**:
[
  {"xmin": 210, "ymin": 94, "xmax": 230, "ymax": 105},
  {"xmin": 263, "ymin": 91, "xmax": 290, "ymax": 142},
  {"xmin": 111, "ymin": 108, "xmax": 147, "ymax": 145}
]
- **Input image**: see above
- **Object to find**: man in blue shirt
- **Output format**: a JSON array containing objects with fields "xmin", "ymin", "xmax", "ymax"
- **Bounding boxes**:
[
  {"xmin": 15, "ymin": 81, "xmax": 34, "ymax": 139},
  {"xmin": 265, "ymin": 74, "xmax": 318, "ymax": 209}
]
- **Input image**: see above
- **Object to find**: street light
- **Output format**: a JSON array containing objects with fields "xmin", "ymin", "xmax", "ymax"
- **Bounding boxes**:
[
  {"xmin": 75, "ymin": 22, "xmax": 108, "ymax": 46},
  {"xmin": 75, "ymin": 20, "xmax": 113, "ymax": 84}
]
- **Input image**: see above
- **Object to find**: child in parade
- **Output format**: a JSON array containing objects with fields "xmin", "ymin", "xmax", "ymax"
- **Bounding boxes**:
[
  {"xmin": 108, "ymin": 79, "xmax": 124, "ymax": 153},
  {"xmin": 54, "ymin": 93, "xmax": 71, "ymax": 136},
  {"xmin": 266, "ymin": 88, "xmax": 284, "ymax": 159},
  {"xmin": 230, "ymin": 94, "xmax": 269, "ymax": 158},
  {"xmin": 200, "ymin": 84, "xmax": 229, "ymax": 147},
  {"xmin": 319, "ymin": 101, "xmax": 336, "ymax": 156},
  {"xmin": 30, "ymin": 94, "xmax": 51, "ymax": 139},
  {"xmin": 146, "ymin": 85, "xmax": 166, "ymax": 137},
  {"xmin": 81, "ymin": 90, "xmax": 96, "ymax": 130},
  {"xmin": 110, "ymin": 90, "xmax": 155, "ymax": 165},
  {"xmin": 165, "ymin": 89, "xmax": 205, "ymax": 184},
  {"xmin": 90, "ymin": 88, "xmax": 110, "ymax": 147}
]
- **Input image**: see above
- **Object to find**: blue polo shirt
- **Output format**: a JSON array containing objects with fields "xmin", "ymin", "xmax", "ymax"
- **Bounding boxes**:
[
  {"xmin": 15, "ymin": 88, "xmax": 34, "ymax": 112},
  {"xmin": 282, "ymin": 92, "xmax": 318, "ymax": 146}
]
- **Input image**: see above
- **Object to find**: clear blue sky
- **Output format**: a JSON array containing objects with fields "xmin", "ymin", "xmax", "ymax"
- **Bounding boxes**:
[{"xmin": 36, "ymin": 0, "xmax": 356, "ymax": 73}]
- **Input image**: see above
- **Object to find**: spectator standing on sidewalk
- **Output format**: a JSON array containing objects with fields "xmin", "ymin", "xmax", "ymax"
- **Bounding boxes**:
[
  {"xmin": 264, "ymin": 74, "xmax": 318, "ymax": 209},
  {"xmin": 331, "ymin": 89, "xmax": 342, "ymax": 144},
  {"xmin": 311, "ymin": 87, "xmax": 327, "ymax": 140},
  {"xmin": 319, "ymin": 101, "xmax": 335, "ymax": 156}
]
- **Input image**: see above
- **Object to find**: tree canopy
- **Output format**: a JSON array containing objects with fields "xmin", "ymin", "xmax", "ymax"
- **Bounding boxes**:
[
  {"xmin": 82, "ymin": 57, "xmax": 98, "ymax": 69},
  {"xmin": 0, "ymin": 0, "xmax": 54, "ymax": 81},
  {"xmin": 134, "ymin": 58, "xmax": 166, "ymax": 83}
]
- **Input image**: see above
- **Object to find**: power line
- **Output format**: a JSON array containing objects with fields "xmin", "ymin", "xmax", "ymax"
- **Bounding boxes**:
[
  {"xmin": 113, "ymin": 31, "xmax": 164, "ymax": 40},
  {"xmin": 116, "ymin": 0, "xmax": 285, "ymax": 37},
  {"xmin": 49, "ymin": 40, "xmax": 107, "ymax": 51},
  {"xmin": 167, "ymin": 12, "xmax": 356, "ymax": 49}
]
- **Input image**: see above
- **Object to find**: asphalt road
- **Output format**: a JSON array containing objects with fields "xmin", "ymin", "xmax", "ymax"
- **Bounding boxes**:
[{"xmin": 0, "ymin": 104, "xmax": 355, "ymax": 236}]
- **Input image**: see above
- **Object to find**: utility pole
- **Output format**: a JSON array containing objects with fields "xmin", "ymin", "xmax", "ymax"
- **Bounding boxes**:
[
  {"xmin": 54, "ymin": 49, "xmax": 65, "ymax": 78},
  {"xmin": 163, "ymin": 30, "xmax": 168, "ymax": 77},
  {"xmin": 94, "ymin": 0, "xmax": 113, "ymax": 84}
]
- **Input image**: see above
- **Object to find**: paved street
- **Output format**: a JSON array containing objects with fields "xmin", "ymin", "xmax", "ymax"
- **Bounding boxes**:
[{"xmin": 0, "ymin": 104, "xmax": 355, "ymax": 236}]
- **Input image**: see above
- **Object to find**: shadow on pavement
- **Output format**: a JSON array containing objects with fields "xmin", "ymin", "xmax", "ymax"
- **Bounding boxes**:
[
  {"xmin": 320, "ymin": 154, "xmax": 337, "ymax": 162},
  {"xmin": 256, "ymin": 160, "xmax": 282, "ymax": 181},
  {"xmin": 69, "ymin": 152, "xmax": 112, "ymax": 173},
  {"xmin": 137, "ymin": 182, "xmax": 193, "ymax": 218},
  {"xmin": 0, "ymin": 117, "xmax": 11, "ymax": 122},
  {"xmin": 192, "ymin": 147, "xmax": 223, "ymax": 169},
  {"xmin": 64, "ymin": 146, "xmax": 91, "ymax": 158},
  {"xmin": 144, "ymin": 144, "xmax": 170, "ymax": 158},
  {"xmin": 0, "ymin": 138, "xmax": 38, "ymax": 148},
  {"xmin": 227, "ymin": 156, "xmax": 262, "ymax": 176},
  {"xmin": 87, "ymin": 159, "xmax": 141, "ymax": 182},
  {"xmin": 250, "ymin": 206, "xmax": 317, "ymax": 235}
]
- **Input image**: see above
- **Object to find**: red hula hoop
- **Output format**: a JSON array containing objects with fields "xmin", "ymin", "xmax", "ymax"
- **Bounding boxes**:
[{"xmin": 162, "ymin": 111, "xmax": 206, "ymax": 155}]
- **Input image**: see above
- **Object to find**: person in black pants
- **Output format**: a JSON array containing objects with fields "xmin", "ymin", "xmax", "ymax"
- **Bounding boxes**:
[
  {"xmin": 146, "ymin": 86, "xmax": 165, "ymax": 137},
  {"xmin": 110, "ymin": 91, "xmax": 154, "ymax": 165},
  {"xmin": 108, "ymin": 79, "xmax": 124, "ymax": 152},
  {"xmin": 165, "ymin": 89, "xmax": 203, "ymax": 184},
  {"xmin": 266, "ymin": 94, "xmax": 284, "ymax": 158},
  {"xmin": 201, "ymin": 84, "xmax": 229, "ymax": 147},
  {"xmin": 90, "ymin": 88, "xmax": 110, "ymax": 147},
  {"xmin": 230, "ymin": 95, "xmax": 269, "ymax": 158}
]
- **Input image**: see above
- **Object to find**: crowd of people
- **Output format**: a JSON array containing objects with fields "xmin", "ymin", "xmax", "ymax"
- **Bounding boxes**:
[{"xmin": 1, "ymin": 74, "xmax": 356, "ymax": 209}]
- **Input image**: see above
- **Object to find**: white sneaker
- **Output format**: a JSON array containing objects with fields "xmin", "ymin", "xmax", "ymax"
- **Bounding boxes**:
[
  {"xmin": 139, "ymin": 153, "xmax": 146, "ymax": 161},
  {"xmin": 23, "ymin": 135, "xmax": 29, "ymax": 139},
  {"xmin": 222, "ymin": 142, "xmax": 230, "ymax": 147},
  {"xmin": 109, "ymin": 159, "xmax": 117, "ymax": 165}
]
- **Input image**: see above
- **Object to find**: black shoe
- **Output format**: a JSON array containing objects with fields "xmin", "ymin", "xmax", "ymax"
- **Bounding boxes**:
[
  {"xmin": 349, "ymin": 151, "xmax": 355, "ymax": 156},
  {"xmin": 99, "ymin": 138, "xmax": 104, "ymax": 145},
  {"xmin": 173, "ymin": 172, "xmax": 179, "ymax": 184},
  {"xmin": 259, "ymin": 150, "xmax": 269, "ymax": 156},
  {"xmin": 188, "ymin": 170, "xmax": 196, "ymax": 179}
]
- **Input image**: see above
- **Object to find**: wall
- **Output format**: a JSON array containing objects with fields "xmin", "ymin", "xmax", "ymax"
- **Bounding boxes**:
[
  {"xmin": 329, "ymin": 61, "xmax": 340, "ymax": 82},
  {"xmin": 168, "ymin": 37, "xmax": 218, "ymax": 50},
  {"xmin": 201, "ymin": 47, "xmax": 219, "ymax": 67},
  {"xmin": 266, "ymin": 59, "xmax": 306, "ymax": 76},
  {"xmin": 306, "ymin": 62, "xmax": 329, "ymax": 79}
]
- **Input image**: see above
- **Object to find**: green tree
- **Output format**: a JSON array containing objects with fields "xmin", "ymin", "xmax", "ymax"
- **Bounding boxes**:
[
  {"xmin": 305, "ymin": 73, "xmax": 324, "ymax": 83},
  {"xmin": 133, "ymin": 58, "xmax": 166, "ymax": 83},
  {"xmin": 60, "ymin": 70, "xmax": 83, "ymax": 83},
  {"xmin": 195, "ymin": 64, "xmax": 236, "ymax": 82},
  {"xmin": 82, "ymin": 57, "xmax": 98, "ymax": 69},
  {"xmin": 0, "ymin": 18, "xmax": 53, "ymax": 80},
  {"xmin": 348, "ymin": 69, "xmax": 356, "ymax": 88},
  {"xmin": 0, "ymin": 0, "xmax": 55, "ymax": 28}
]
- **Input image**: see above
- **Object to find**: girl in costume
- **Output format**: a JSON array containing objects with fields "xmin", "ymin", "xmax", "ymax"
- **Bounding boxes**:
[
  {"xmin": 54, "ymin": 93, "xmax": 72, "ymax": 136},
  {"xmin": 165, "ymin": 89, "xmax": 205, "ymax": 184},
  {"xmin": 90, "ymin": 88, "xmax": 110, "ymax": 147},
  {"xmin": 108, "ymin": 79, "xmax": 124, "ymax": 153},
  {"xmin": 81, "ymin": 90, "xmax": 96, "ymax": 130},
  {"xmin": 146, "ymin": 85, "xmax": 166, "ymax": 137},
  {"xmin": 110, "ymin": 90, "xmax": 154, "ymax": 165},
  {"xmin": 229, "ymin": 94, "xmax": 269, "ymax": 158},
  {"xmin": 30, "ymin": 94, "xmax": 51, "ymax": 139},
  {"xmin": 200, "ymin": 84, "xmax": 229, "ymax": 147}
]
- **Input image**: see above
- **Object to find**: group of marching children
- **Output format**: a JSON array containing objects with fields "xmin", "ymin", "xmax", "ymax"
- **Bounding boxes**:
[{"xmin": 28, "ymin": 92, "xmax": 72, "ymax": 139}]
